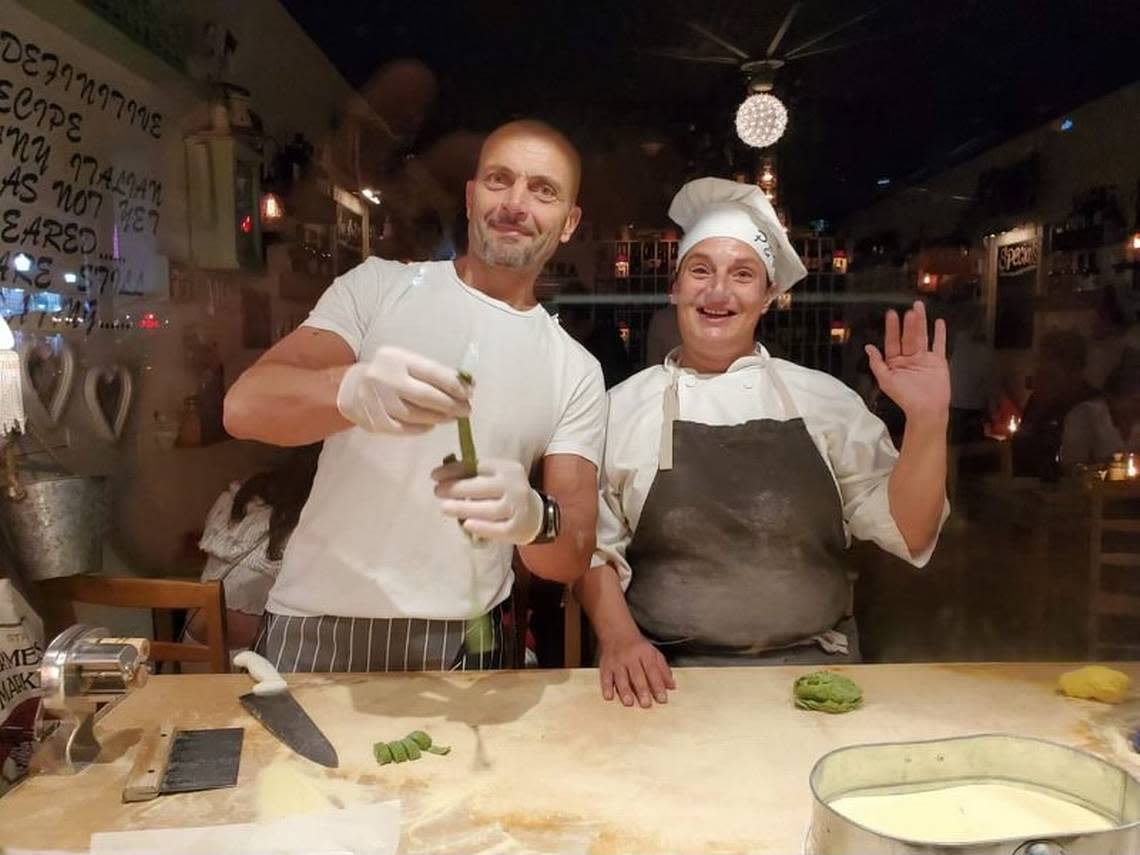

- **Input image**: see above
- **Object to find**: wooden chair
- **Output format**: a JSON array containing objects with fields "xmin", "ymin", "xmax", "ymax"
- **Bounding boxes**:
[
  {"xmin": 510, "ymin": 552, "xmax": 585, "ymax": 668},
  {"xmin": 36, "ymin": 575, "xmax": 230, "ymax": 673},
  {"xmin": 1088, "ymin": 479, "xmax": 1140, "ymax": 660},
  {"xmin": 563, "ymin": 587, "xmax": 583, "ymax": 667}
]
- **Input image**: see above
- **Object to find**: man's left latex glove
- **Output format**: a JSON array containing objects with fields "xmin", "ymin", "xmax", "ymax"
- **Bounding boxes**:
[{"xmin": 431, "ymin": 458, "xmax": 544, "ymax": 544}]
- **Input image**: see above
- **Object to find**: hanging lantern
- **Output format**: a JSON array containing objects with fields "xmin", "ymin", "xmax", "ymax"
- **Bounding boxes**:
[{"xmin": 735, "ymin": 93, "xmax": 788, "ymax": 149}]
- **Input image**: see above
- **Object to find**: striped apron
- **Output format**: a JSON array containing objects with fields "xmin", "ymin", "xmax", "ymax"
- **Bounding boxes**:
[{"xmin": 253, "ymin": 603, "xmax": 513, "ymax": 672}]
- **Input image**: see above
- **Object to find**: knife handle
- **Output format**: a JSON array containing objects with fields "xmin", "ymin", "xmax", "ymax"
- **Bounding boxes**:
[{"xmin": 232, "ymin": 650, "xmax": 288, "ymax": 696}]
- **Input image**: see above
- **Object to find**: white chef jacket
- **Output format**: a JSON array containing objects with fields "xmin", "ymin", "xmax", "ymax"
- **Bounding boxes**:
[{"xmin": 594, "ymin": 346, "xmax": 950, "ymax": 589}]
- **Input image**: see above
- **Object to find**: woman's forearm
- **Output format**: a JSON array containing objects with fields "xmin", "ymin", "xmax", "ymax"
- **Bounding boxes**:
[
  {"xmin": 887, "ymin": 414, "xmax": 948, "ymax": 556},
  {"xmin": 573, "ymin": 562, "xmax": 643, "ymax": 646}
]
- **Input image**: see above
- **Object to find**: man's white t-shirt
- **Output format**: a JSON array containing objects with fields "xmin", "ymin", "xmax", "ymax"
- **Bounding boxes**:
[{"xmin": 266, "ymin": 258, "xmax": 606, "ymax": 620}]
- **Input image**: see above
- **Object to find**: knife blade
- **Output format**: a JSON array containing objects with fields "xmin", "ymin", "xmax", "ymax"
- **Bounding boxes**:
[{"xmin": 233, "ymin": 651, "xmax": 339, "ymax": 768}]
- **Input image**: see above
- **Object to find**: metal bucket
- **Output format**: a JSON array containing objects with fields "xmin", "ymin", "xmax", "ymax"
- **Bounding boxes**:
[
  {"xmin": 807, "ymin": 734, "xmax": 1140, "ymax": 855},
  {"xmin": 0, "ymin": 474, "xmax": 107, "ymax": 580}
]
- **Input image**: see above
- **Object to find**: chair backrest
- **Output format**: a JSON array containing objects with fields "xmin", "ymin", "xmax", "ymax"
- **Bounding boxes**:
[
  {"xmin": 37, "ymin": 575, "xmax": 230, "ymax": 673},
  {"xmin": 1088, "ymin": 480, "xmax": 1140, "ymax": 660}
]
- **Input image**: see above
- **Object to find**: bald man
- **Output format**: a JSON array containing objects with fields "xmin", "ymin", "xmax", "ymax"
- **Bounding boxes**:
[{"xmin": 224, "ymin": 120, "xmax": 605, "ymax": 672}]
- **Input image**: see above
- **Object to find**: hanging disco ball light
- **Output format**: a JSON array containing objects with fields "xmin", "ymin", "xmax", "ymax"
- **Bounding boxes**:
[{"xmin": 735, "ymin": 93, "xmax": 788, "ymax": 148}]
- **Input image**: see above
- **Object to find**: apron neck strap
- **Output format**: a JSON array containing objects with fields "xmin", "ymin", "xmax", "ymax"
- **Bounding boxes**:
[
  {"xmin": 658, "ymin": 348, "xmax": 801, "ymax": 471},
  {"xmin": 765, "ymin": 357, "xmax": 801, "ymax": 419}
]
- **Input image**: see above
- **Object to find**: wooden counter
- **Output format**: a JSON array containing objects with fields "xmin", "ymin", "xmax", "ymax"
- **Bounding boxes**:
[{"xmin": 2, "ymin": 664, "xmax": 1138, "ymax": 853}]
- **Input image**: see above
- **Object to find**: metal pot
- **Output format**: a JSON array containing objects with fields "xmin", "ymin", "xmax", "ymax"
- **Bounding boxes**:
[
  {"xmin": 807, "ymin": 734, "xmax": 1140, "ymax": 855},
  {"xmin": 0, "ymin": 474, "xmax": 107, "ymax": 580}
]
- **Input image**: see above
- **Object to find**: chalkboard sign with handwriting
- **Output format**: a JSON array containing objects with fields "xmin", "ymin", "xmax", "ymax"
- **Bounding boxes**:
[{"xmin": 0, "ymin": 5, "xmax": 175, "ymax": 312}]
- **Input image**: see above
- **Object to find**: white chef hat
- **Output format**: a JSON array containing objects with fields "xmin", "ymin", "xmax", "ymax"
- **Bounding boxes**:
[{"xmin": 669, "ymin": 177, "xmax": 807, "ymax": 294}]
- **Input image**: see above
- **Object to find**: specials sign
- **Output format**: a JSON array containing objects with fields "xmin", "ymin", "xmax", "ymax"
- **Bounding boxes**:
[{"xmin": 997, "ymin": 239, "xmax": 1039, "ymax": 277}]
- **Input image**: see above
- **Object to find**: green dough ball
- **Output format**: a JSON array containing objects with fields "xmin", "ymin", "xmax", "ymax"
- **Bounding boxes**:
[
  {"xmin": 408, "ymin": 731, "xmax": 432, "ymax": 750},
  {"xmin": 793, "ymin": 671, "xmax": 863, "ymax": 714}
]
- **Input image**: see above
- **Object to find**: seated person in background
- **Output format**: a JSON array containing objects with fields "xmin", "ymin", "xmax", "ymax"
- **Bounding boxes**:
[
  {"xmin": 947, "ymin": 308, "xmax": 997, "ymax": 444},
  {"xmin": 1013, "ymin": 329, "xmax": 1099, "ymax": 479},
  {"xmin": 184, "ymin": 444, "xmax": 321, "ymax": 653},
  {"xmin": 1062, "ymin": 348, "xmax": 1140, "ymax": 466}
]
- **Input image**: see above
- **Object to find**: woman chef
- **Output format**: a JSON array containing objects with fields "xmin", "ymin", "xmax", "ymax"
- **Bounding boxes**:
[{"xmin": 575, "ymin": 178, "xmax": 951, "ymax": 706}]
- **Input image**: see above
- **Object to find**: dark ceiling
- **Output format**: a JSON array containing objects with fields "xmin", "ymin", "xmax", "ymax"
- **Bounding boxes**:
[{"xmin": 281, "ymin": 0, "xmax": 1140, "ymax": 224}]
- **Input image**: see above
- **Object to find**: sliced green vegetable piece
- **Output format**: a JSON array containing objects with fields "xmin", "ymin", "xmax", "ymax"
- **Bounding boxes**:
[
  {"xmin": 373, "ymin": 742, "xmax": 393, "ymax": 765},
  {"xmin": 426, "ymin": 744, "xmax": 451, "ymax": 755},
  {"xmin": 408, "ymin": 730, "xmax": 432, "ymax": 750},
  {"xmin": 389, "ymin": 739, "xmax": 409, "ymax": 763}
]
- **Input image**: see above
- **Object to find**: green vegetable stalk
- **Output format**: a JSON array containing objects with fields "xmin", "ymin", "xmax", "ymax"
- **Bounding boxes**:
[
  {"xmin": 457, "ymin": 370, "xmax": 478, "ymax": 478},
  {"xmin": 447, "ymin": 362, "xmax": 496, "ymax": 660}
]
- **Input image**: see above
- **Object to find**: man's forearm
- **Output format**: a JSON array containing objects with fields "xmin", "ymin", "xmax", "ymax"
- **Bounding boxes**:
[
  {"xmin": 518, "ymin": 496, "xmax": 595, "ymax": 585},
  {"xmin": 887, "ymin": 414, "xmax": 948, "ymax": 557},
  {"xmin": 224, "ymin": 363, "xmax": 352, "ymax": 446},
  {"xmin": 573, "ymin": 562, "xmax": 642, "ymax": 646}
]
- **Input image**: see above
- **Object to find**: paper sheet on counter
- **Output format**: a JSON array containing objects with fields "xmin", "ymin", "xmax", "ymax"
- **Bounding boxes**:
[{"xmin": 88, "ymin": 801, "xmax": 401, "ymax": 855}]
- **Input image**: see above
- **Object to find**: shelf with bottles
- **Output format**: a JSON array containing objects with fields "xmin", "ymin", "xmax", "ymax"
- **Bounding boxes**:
[
  {"xmin": 1043, "ymin": 243, "xmax": 1131, "ymax": 298},
  {"xmin": 600, "ymin": 239, "xmax": 679, "ymax": 282},
  {"xmin": 1048, "ymin": 221, "xmax": 1127, "ymax": 254}
]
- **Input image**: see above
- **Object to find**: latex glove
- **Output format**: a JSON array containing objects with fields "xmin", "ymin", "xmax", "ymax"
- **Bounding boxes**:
[
  {"xmin": 431, "ymin": 458, "xmax": 544, "ymax": 544},
  {"xmin": 599, "ymin": 632, "xmax": 675, "ymax": 708},
  {"xmin": 336, "ymin": 346, "xmax": 470, "ymax": 434}
]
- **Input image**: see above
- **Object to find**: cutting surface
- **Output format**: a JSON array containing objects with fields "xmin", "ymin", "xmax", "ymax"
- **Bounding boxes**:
[{"xmin": 2, "ymin": 663, "xmax": 1138, "ymax": 853}]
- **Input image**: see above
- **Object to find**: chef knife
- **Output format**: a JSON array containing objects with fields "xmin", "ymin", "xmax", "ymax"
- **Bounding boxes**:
[{"xmin": 232, "ymin": 650, "xmax": 339, "ymax": 768}]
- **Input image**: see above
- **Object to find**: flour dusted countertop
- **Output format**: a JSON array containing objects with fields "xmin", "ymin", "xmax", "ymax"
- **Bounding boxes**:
[{"xmin": 2, "ymin": 664, "xmax": 1138, "ymax": 854}]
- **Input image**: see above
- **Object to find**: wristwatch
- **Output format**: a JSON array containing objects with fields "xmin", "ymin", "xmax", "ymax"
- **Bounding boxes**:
[{"xmin": 529, "ymin": 490, "xmax": 561, "ymax": 544}]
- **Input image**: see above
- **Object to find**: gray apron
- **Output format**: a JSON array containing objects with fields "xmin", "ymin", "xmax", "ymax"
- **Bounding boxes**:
[{"xmin": 624, "ymin": 354, "xmax": 858, "ymax": 667}]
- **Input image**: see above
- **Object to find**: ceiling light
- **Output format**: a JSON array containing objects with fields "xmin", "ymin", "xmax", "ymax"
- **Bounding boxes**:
[{"xmin": 735, "ymin": 93, "xmax": 787, "ymax": 149}]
